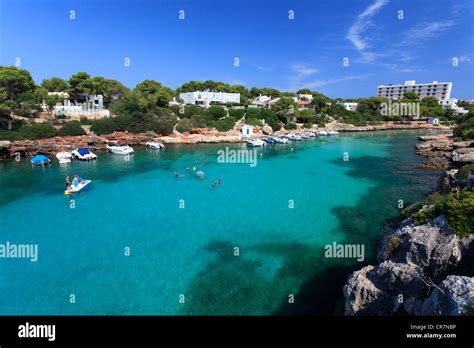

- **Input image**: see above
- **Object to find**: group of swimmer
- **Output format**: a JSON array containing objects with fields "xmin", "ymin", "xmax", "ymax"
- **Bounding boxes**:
[{"xmin": 173, "ymin": 165, "xmax": 222, "ymax": 188}]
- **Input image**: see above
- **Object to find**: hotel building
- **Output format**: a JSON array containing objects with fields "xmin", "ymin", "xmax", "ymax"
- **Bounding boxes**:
[{"xmin": 377, "ymin": 80, "xmax": 452, "ymax": 100}]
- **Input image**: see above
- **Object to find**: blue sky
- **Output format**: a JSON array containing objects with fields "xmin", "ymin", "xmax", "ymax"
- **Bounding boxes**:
[{"xmin": 1, "ymin": 0, "xmax": 473, "ymax": 98}]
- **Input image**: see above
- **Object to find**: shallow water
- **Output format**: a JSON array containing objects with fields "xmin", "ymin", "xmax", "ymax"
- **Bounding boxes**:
[{"xmin": 0, "ymin": 130, "xmax": 440, "ymax": 315}]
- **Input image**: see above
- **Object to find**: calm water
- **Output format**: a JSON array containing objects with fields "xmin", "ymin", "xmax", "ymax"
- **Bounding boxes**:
[{"xmin": 0, "ymin": 130, "xmax": 440, "ymax": 315}]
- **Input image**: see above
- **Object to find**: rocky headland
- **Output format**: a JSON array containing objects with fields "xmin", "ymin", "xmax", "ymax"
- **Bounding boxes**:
[{"xmin": 344, "ymin": 134, "xmax": 474, "ymax": 316}]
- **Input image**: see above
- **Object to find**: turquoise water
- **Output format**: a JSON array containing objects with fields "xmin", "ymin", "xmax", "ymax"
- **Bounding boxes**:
[{"xmin": 0, "ymin": 130, "xmax": 440, "ymax": 315}]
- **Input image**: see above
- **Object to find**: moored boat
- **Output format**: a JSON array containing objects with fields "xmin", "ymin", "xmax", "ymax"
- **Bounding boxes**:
[
  {"xmin": 106, "ymin": 144, "xmax": 134, "ymax": 155},
  {"xmin": 265, "ymin": 137, "xmax": 276, "ymax": 144},
  {"xmin": 72, "ymin": 148, "xmax": 97, "ymax": 161},
  {"xmin": 317, "ymin": 130, "xmax": 328, "ymax": 136},
  {"xmin": 56, "ymin": 151, "xmax": 72, "ymax": 164},
  {"xmin": 146, "ymin": 141, "xmax": 165, "ymax": 150},
  {"xmin": 273, "ymin": 136, "xmax": 289, "ymax": 144},
  {"xmin": 65, "ymin": 179, "xmax": 92, "ymax": 195},
  {"xmin": 327, "ymin": 130, "xmax": 339, "ymax": 135},
  {"xmin": 31, "ymin": 155, "xmax": 50, "ymax": 166},
  {"xmin": 246, "ymin": 139, "xmax": 266, "ymax": 147}
]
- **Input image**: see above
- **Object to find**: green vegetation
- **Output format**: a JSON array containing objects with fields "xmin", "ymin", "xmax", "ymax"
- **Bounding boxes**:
[
  {"xmin": 214, "ymin": 117, "xmax": 236, "ymax": 132},
  {"xmin": 0, "ymin": 121, "xmax": 57, "ymax": 140},
  {"xmin": 412, "ymin": 190, "xmax": 474, "ymax": 238},
  {"xmin": 401, "ymin": 192, "xmax": 444, "ymax": 220},
  {"xmin": 454, "ymin": 110, "xmax": 474, "ymax": 140},
  {"xmin": 457, "ymin": 164, "xmax": 474, "ymax": 181},
  {"xmin": 284, "ymin": 123, "xmax": 297, "ymax": 130},
  {"xmin": 207, "ymin": 105, "xmax": 227, "ymax": 120},
  {"xmin": 176, "ymin": 118, "xmax": 193, "ymax": 133},
  {"xmin": 58, "ymin": 121, "xmax": 86, "ymax": 136}
]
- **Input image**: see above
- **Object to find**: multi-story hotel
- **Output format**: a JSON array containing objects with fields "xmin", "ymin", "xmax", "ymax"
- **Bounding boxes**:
[{"xmin": 377, "ymin": 80, "xmax": 452, "ymax": 100}]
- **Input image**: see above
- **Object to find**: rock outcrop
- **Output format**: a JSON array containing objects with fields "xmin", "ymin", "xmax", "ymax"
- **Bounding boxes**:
[
  {"xmin": 344, "ymin": 216, "xmax": 474, "ymax": 316},
  {"xmin": 420, "ymin": 275, "xmax": 474, "ymax": 315}
]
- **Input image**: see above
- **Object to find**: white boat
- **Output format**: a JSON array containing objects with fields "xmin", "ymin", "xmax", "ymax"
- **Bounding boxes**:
[
  {"xmin": 146, "ymin": 141, "xmax": 165, "ymax": 150},
  {"xmin": 317, "ymin": 130, "xmax": 328, "ymax": 136},
  {"xmin": 106, "ymin": 144, "xmax": 134, "ymax": 155},
  {"xmin": 301, "ymin": 133, "xmax": 310, "ymax": 139},
  {"xmin": 65, "ymin": 179, "xmax": 91, "ymax": 195},
  {"xmin": 327, "ymin": 130, "xmax": 339, "ymax": 136},
  {"xmin": 56, "ymin": 151, "xmax": 72, "ymax": 164},
  {"xmin": 308, "ymin": 132, "xmax": 316, "ymax": 137},
  {"xmin": 288, "ymin": 134, "xmax": 302, "ymax": 141},
  {"xmin": 72, "ymin": 148, "xmax": 97, "ymax": 161},
  {"xmin": 273, "ymin": 137, "xmax": 289, "ymax": 144},
  {"xmin": 246, "ymin": 139, "xmax": 266, "ymax": 147}
]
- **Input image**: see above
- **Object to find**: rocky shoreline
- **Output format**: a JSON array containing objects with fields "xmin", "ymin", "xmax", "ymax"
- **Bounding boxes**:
[
  {"xmin": 343, "ymin": 133, "xmax": 474, "ymax": 316},
  {"xmin": 0, "ymin": 122, "xmax": 449, "ymax": 162}
]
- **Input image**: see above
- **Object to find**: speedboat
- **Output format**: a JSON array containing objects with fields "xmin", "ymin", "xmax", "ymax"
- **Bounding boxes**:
[
  {"xmin": 72, "ymin": 148, "xmax": 97, "ymax": 161},
  {"xmin": 307, "ymin": 132, "xmax": 316, "ymax": 137},
  {"xmin": 146, "ymin": 141, "xmax": 165, "ymax": 150},
  {"xmin": 273, "ymin": 137, "xmax": 289, "ymax": 144},
  {"xmin": 65, "ymin": 179, "xmax": 92, "ymax": 195},
  {"xmin": 31, "ymin": 155, "xmax": 50, "ymax": 166},
  {"xmin": 288, "ymin": 134, "xmax": 302, "ymax": 141},
  {"xmin": 56, "ymin": 151, "xmax": 72, "ymax": 164},
  {"xmin": 301, "ymin": 133, "xmax": 310, "ymax": 139},
  {"xmin": 246, "ymin": 139, "xmax": 266, "ymax": 147},
  {"xmin": 327, "ymin": 130, "xmax": 339, "ymax": 136},
  {"xmin": 265, "ymin": 137, "xmax": 276, "ymax": 144},
  {"xmin": 106, "ymin": 144, "xmax": 134, "ymax": 155},
  {"xmin": 317, "ymin": 130, "xmax": 328, "ymax": 136}
]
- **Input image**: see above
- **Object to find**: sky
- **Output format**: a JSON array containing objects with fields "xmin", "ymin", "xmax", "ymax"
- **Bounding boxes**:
[{"xmin": 0, "ymin": 0, "xmax": 473, "ymax": 99}]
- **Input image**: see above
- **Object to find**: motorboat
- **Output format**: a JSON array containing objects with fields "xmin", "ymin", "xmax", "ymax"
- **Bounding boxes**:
[
  {"xmin": 65, "ymin": 178, "xmax": 92, "ymax": 195},
  {"xmin": 317, "ymin": 130, "xmax": 328, "ymax": 136},
  {"xmin": 31, "ymin": 155, "xmax": 50, "ymax": 166},
  {"xmin": 146, "ymin": 141, "xmax": 165, "ymax": 150},
  {"xmin": 106, "ymin": 144, "xmax": 134, "ymax": 155},
  {"xmin": 56, "ymin": 151, "xmax": 72, "ymax": 164},
  {"xmin": 327, "ymin": 130, "xmax": 339, "ymax": 136},
  {"xmin": 265, "ymin": 137, "xmax": 276, "ymax": 144},
  {"xmin": 72, "ymin": 148, "xmax": 97, "ymax": 161},
  {"xmin": 307, "ymin": 132, "xmax": 316, "ymax": 137},
  {"xmin": 301, "ymin": 133, "xmax": 310, "ymax": 139},
  {"xmin": 246, "ymin": 139, "xmax": 266, "ymax": 147},
  {"xmin": 273, "ymin": 137, "xmax": 289, "ymax": 144},
  {"xmin": 288, "ymin": 134, "xmax": 302, "ymax": 141}
]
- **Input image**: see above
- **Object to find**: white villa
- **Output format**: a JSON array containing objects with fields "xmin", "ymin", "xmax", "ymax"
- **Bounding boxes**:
[
  {"xmin": 438, "ymin": 98, "xmax": 469, "ymax": 115},
  {"xmin": 298, "ymin": 93, "xmax": 313, "ymax": 102},
  {"xmin": 179, "ymin": 91, "xmax": 240, "ymax": 107},
  {"xmin": 42, "ymin": 92, "xmax": 110, "ymax": 119},
  {"xmin": 337, "ymin": 102, "xmax": 358, "ymax": 112}
]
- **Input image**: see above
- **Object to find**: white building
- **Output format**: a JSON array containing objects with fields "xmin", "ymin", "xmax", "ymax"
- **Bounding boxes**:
[
  {"xmin": 179, "ymin": 91, "xmax": 240, "ymax": 107},
  {"xmin": 240, "ymin": 125, "xmax": 254, "ymax": 137},
  {"xmin": 377, "ymin": 80, "xmax": 452, "ymax": 100},
  {"xmin": 298, "ymin": 93, "xmax": 313, "ymax": 102},
  {"xmin": 337, "ymin": 102, "xmax": 358, "ymax": 112},
  {"xmin": 438, "ymin": 98, "xmax": 469, "ymax": 115},
  {"xmin": 252, "ymin": 95, "xmax": 272, "ymax": 106},
  {"xmin": 42, "ymin": 92, "xmax": 110, "ymax": 119}
]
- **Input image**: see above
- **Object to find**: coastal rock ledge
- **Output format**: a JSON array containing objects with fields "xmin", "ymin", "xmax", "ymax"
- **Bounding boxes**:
[{"xmin": 343, "ymin": 216, "xmax": 474, "ymax": 316}]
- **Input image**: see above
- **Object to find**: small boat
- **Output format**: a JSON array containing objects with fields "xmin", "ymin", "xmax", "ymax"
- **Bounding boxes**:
[
  {"xmin": 246, "ymin": 139, "xmax": 266, "ymax": 147},
  {"xmin": 65, "ymin": 179, "xmax": 92, "ymax": 195},
  {"xmin": 273, "ymin": 137, "xmax": 289, "ymax": 144},
  {"xmin": 317, "ymin": 130, "xmax": 328, "ymax": 136},
  {"xmin": 146, "ymin": 141, "xmax": 165, "ymax": 150},
  {"xmin": 288, "ymin": 134, "xmax": 302, "ymax": 141},
  {"xmin": 31, "ymin": 155, "xmax": 50, "ymax": 166},
  {"xmin": 72, "ymin": 148, "xmax": 97, "ymax": 161},
  {"xmin": 265, "ymin": 137, "xmax": 276, "ymax": 144},
  {"xmin": 56, "ymin": 151, "xmax": 72, "ymax": 164},
  {"xmin": 106, "ymin": 144, "xmax": 134, "ymax": 155},
  {"xmin": 301, "ymin": 133, "xmax": 310, "ymax": 139},
  {"xmin": 306, "ymin": 132, "xmax": 316, "ymax": 137},
  {"xmin": 327, "ymin": 130, "xmax": 339, "ymax": 136}
]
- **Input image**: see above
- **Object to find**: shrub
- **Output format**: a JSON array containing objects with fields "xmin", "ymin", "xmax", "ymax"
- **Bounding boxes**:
[
  {"xmin": 266, "ymin": 118, "xmax": 281, "ymax": 131},
  {"xmin": 457, "ymin": 164, "xmax": 474, "ymax": 181},
  {"xmin": 58, "ymin": 121, "xmax": 86, "ymax": 136},
  {"xmin": 214, "ymin": 117, "xmax": 236, "ymax": 132},
  {"xmin": 245, "ymin": 118, "xmax": 262, "ymax": 127},
  {"xmin": 90, "ymin": 118, "xmax": 117, "ymax": 135},
  {"xmin": 176, "ymin": 118, "xmax": 193, "ymax": 133},
  {"xmin": 401, "ymin": 192, "xmax": 443, "ymax": 219},
  {"xmin": 386, "ymin": 235, "xmax": 401, "ymax": 257},
  {"xmin": 284, "ymin": 123, "xmax": 297, "ymax": 130},
  {"xmin": 412, "ymin": 191, "xmax": 474, "ymax": 238},
  {"xmin": 207, "ymin": 105, "xmax": 227, "ymax": 120},
  {"xmin": 153, "ymin": 114, "xmax": 178, "ymax": 134},
  {"xmin": 228, "ymin": 108, "xmax": 245, "ymax": 119},
  {"xmin": 245, "ymin": 108, "xmax": 262, "ymax": 119},
  {"xmin": 303, "ymin": 123, "xmax": 312, "ymax": 129},
  {"xmin": 20, "ymin": 123, "xmax": 58, "ymax": 139},
  {"xmin": 80, "ymin": 116, "xmax": 93, "ymax": 125}
]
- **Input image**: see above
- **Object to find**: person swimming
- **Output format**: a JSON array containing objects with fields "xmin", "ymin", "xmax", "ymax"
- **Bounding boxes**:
[
  {"xmin": 65, "ymin": 176, "xmax": 70, "ymax": 189},
  {"xmin": 173, "ymin": 171, "xmax": 183, "ymax": 179},
  {"xmin": 211, "ymin": 178, "xmax": 222, "ymax": 188}
]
